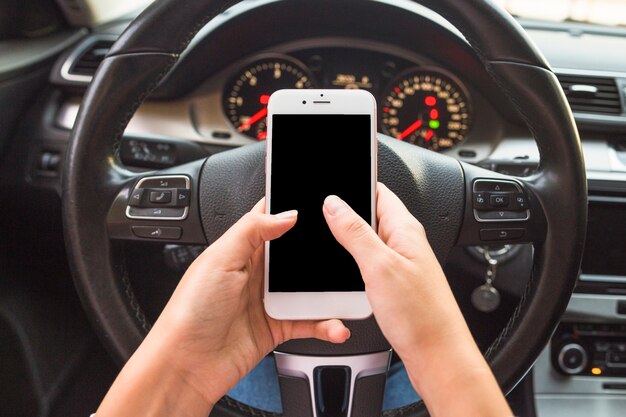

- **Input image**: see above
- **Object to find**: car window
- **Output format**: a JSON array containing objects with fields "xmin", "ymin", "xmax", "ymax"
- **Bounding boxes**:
[{"xmin": 494, "ymin": 0, "xmax": 626, "ymax": 27}]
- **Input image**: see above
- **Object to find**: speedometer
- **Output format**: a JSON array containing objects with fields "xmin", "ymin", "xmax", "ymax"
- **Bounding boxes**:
[
  {"xmin": 223, "ymin": 56, "xmax": 315, "ymax": 140},
  {"xmin": 380, "ymin": 69, "xmax": 471, "ymax": 151}
]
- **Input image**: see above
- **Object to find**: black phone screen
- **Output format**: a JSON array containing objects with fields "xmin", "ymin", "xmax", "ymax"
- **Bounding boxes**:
[{"xmin": 269, "ymin": 114, "xmax": 372, "ymax": 292}]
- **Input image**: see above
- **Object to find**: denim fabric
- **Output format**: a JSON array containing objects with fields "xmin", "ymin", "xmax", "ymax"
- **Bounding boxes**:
[{"xmin": 227, "ymin": 356, "xmax": 420, "ymax": 412}]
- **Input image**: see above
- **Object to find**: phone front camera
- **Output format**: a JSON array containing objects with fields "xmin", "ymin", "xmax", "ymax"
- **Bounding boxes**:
[
  {"xmin": 320, "ymin": 93, "xmax": 324, "ymax": 97},
  {"xmin": 302, "ymin": 100, "xmax": 307, "ymax": 104}
]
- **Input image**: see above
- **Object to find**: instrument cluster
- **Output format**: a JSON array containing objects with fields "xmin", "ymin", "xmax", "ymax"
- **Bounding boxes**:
[{"xmin": 222, "ymin": 48, "xmax": 472, "ymax": 152}]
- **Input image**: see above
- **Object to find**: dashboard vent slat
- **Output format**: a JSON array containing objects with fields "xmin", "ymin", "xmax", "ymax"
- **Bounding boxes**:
[
  {"xmin": 69, "ymin": 40, "xmax": 114, "ymax": 76},
  {"xmin": 557, "ymin": 74, "xmax": 623, "ymax": 115},
  {"xmin": 59, "ymin": 36, "xmax": 118, "ymax": 83}
]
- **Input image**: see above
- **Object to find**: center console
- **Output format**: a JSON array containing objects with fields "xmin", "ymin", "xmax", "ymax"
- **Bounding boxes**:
[{"xmin": 534, "ymin": 182, "xmax": 626, "ymax": 416}]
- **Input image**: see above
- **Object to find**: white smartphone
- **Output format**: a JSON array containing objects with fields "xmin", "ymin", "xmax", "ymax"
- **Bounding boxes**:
[{"xmin": 264, "ymin": 89, "xmax": 377, "ymax": 320}]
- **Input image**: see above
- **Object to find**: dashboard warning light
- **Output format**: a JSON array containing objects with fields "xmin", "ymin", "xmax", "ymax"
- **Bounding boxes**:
[
  {"xmin": 425, "ymin": 96, "xmax": 437, "ymax": 106},
  {"xmin": 591, "ymin": 367, "xmax": 602, "ymax": 375}
]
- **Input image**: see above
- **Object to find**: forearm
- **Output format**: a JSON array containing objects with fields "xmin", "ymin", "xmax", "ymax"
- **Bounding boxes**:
[
  {"xmin": 401, "ymin": 326, "xmax": 512, "ymax": 417},
  {"xmin": 96, "ymin": 331, "xmax": 214, "ymax": 417}
]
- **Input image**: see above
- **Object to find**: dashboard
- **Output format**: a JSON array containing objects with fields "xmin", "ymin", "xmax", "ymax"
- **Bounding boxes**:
[
  {"xmin": 53, "ymin": 35, "xmax": 502, "ymax": 166},
  {"xmin": 3, "ymin": 0, "xmax": 626, "ymax": 416},
  {"xmin": 221, "ymin": 49, "xmax": 472, "ymax": 150}
]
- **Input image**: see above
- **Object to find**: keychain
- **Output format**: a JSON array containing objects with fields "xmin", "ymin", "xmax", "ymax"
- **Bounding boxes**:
[{"xmin": 471, "ymin": 248, "xmax": 501, "ymax": 313}]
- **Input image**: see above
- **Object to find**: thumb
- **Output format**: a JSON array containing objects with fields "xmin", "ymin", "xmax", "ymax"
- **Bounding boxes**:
[
  {"xmin": 322, "ymin": 195, "xmax": 387, "ymax": 265},
  {"xmin": 206, "ymin": 199, "xmax": 298, "ymax": 271}
]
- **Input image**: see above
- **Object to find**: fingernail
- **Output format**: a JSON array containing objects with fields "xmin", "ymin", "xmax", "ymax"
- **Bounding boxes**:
[
  {"xmin": 275, "ymin": 210, "xmax": 298, "ymax": 220},
  {"xmin": 325, "ymin": 195, "xmax": 348, "ymax": 216}
]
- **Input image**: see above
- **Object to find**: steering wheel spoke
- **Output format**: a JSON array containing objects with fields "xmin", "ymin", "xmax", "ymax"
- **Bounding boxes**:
[
  {"xmin": 274, "ymin": 350, "xmax": 391, "ymax": 417},
  {"xmin": 107, "ymin": 159, "xmax": 207, "ymax": 245},
  {"xmin": 456, "ymin": 162, "xmax": 547, "ymax": 247}
]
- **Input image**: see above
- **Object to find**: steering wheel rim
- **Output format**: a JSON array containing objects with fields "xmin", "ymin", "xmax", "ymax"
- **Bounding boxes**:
[{"xmin": 62, "ymin": 0, "xmax": 587, "ymax": 416}]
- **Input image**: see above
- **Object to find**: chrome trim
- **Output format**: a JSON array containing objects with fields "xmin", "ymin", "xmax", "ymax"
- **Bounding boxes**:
[
  {"xmin": 60, "ymin": 34, "xmax": 117, "ymax": 83},
  {"xmin": 570, "ymin": 84, "xmax": 598, "ymax": 94},
  {"xmin": 580, "ymin": 274, "xmax": 626, "ymax": 284},
  {"xmin": 274, "ymin": 350, "xmax": 391, "ymax": 417},
  {"xmin": 125, "ymin": 175, "xmax": 190, "ymax": 221},
  {"xmin": 587, "ymin": 170, "xmax": 626, "ymax": 183},
  {"xmin": 557, "ymin": 343, "xmax": 588, "ymax": 375},
  {"xmin": 554, "ymin": 67, "xmax": 626, "ymax": 80},
  {"xmin": 564, "ymin": 293, "xmax": 626, "ymax": 322}
]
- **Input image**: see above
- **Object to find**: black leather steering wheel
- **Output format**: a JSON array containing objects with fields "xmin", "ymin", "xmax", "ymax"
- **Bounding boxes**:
[{"xmin": 62, "ymin": 0, "xmax": 587, "ymax": 415}]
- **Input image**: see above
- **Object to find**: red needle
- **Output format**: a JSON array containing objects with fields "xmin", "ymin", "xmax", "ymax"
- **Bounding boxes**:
[
  {"xmin": 397, "ymin": 119, "xmax": 423, "ymax": 140},
  {"xmin": 239, "ymin": 107, "xmax": 267, "ymax": 131}
]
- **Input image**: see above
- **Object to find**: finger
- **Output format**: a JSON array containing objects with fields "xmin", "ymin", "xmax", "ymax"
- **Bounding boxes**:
[
  {"xmin": 208, "ymin": 200, "xmax": 298, "ymax": 270},
  {"xmin": 322, "ymin": 195, "xmax": 390, "ymax": 265},
  {"xmin": 286, "ymin": 319, "xmax": 351, "ymax": 344},
  {"xmin": 376, "ymin": 183, "xmax": 428, "ymax": 259}
]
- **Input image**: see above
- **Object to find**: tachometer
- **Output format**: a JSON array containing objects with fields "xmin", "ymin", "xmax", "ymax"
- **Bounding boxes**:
[
  {"xmin": 380, "ymin": 69, "xmax": 471, "ymax": 151},
  {"xmin": 223, "ymin": 56, "xmax": 315, "ymax": 140}
]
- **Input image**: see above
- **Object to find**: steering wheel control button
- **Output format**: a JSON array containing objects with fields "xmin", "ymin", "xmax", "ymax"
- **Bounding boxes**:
[
  {"xmin": 474, "ymin": 180, "xmax": 519, "ymax": 193},
  {"xmin": 126, "ymin": 175, "xmax": 191, "ymax": 220},
  {"xmin": 515, "ymin": 194, "xmax": 528, "ymax": 210},
  {"xmin": 557, "ymin": 343, "xmax": 588, "ymax": 375},
  {"xmin": 140, "ymin": 176, "xmax": 189, "ymax": 190},
  {"xmin": 128, "ymin": 189, "xmax": 145, "ymax": 206},
  {"xmin": 480, "ymin": 228, "xmax": 524, "ymax": 241},
  {"xmin": 174, "ymin": 189, "xmax": 190, "ymax": 206},
  {"xmin": 149, "ymin": 190, "xmax": 172, "ymax": 204},
  {"xmin": 132, "ymin": 226, "xmax": 182, "ymax": 240},
  {"xmin": 476, "ymin": 210, "xmax": 529, "ymax": 221},
  {"xmin": 472, "ymin": 179, "xmax": 530, "ymax": 222},
  {"xmin": 489, "ymin": 194, "xmax": 509, "ymax": 207},
  {"xmin": 473, "ymin": 193, "xmax": 488, "ymax": 209},
  {"xmin": 127, "ymin": 207, "xmax": 187, "ymax": 219}
]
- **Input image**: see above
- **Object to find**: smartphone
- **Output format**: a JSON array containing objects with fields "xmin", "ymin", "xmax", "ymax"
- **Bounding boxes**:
[{"xmin": 264, "ymin": 89, "xmax": 377, "ymax": 320}]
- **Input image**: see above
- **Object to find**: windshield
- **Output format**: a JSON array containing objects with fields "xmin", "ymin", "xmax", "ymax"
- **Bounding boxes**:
[{"xmin": 494, "ymin": 0, "xmax": 626, "ymax": 27}]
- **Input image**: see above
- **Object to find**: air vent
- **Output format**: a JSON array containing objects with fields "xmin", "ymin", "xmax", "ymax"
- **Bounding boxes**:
[
  {"xmin": 557, "ymin": 74, "xmax": 622, "ymax": 114},
  {"xmin": 60, "ymin": 35, "xmax": 117, "ymax": 83},
  {"xmin": 69, "ymin": 40, "xmax": 112, "ymax": 75}
]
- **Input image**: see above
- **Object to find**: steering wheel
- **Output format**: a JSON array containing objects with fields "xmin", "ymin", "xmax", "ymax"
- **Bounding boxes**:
[{"xmin": 62, "ymin": 0, "xmax": 587, "ymax": 415}]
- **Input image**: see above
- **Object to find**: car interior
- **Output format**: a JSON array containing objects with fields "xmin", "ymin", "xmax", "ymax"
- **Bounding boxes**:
[{"xmin": 1, "ymin": 0, "xmax": 626, "ymax": 416}]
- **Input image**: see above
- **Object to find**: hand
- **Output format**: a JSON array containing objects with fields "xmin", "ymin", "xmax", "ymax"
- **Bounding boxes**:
[
  {"xmin": 96, "ymin": 199, "xmax": 349, "ymax": 417},
  {"xmin": 159, "ymin": 199, "xmax": 350, "ymax": 402},
  {"xmin": 323, "ymin": 183, "xmax": 512, "ymax": 416}
]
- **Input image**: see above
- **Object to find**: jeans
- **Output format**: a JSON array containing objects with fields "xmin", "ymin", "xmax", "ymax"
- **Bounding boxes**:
[{"xmin": 227, "ymin": 356, "xmax": 420, "ymax": 412}]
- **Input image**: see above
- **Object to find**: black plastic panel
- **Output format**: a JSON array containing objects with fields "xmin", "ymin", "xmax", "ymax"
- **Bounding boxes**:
[
  {"xmin": 581, "ymin": 201, "xmax": 626, "ymax": 276},
  {"xmin": 278, "ymin": 375, "xmax": 313, "ymax": 417}
]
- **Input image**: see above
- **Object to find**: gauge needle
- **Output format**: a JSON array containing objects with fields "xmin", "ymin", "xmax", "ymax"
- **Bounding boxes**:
[
  {"xmin": 239, "ymin": 107, "xmax": 268, "ymax": 131},
  {"xmin": 397, "ymin": 119, "xmax": 423, "ymax": 140}
]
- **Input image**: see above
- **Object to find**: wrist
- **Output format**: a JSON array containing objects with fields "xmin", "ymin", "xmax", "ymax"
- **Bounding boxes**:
[
  {"xmin": 96, "ymin": 329, "xmax": 215, "ymax": 417},
  {"xmin": 400, "ymin": 331, "xmax": 511, "ymax": 417},
  {"xmin": 150, "ymin": 310, "xmax": 246, "ymax": 408}
]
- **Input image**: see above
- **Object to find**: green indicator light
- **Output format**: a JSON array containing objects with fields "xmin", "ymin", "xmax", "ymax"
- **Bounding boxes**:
[{"xmin": 429, "ymin": 120, "xmax": 440, "ymax": 129}]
